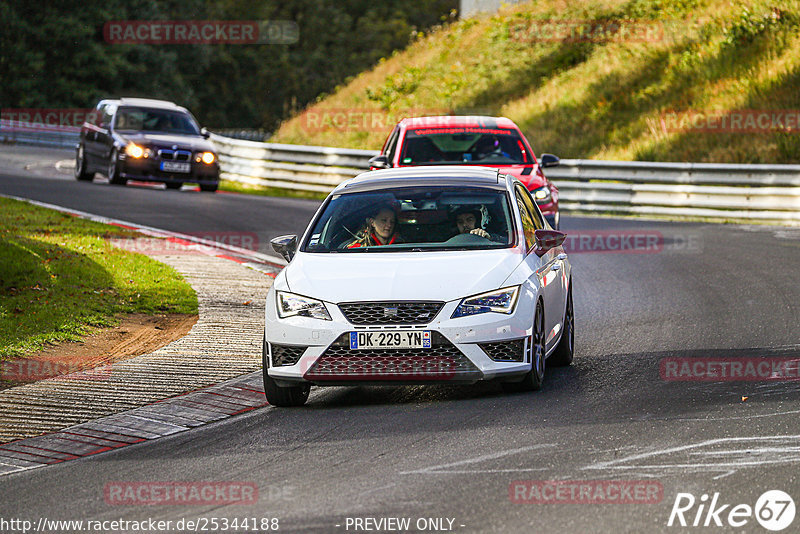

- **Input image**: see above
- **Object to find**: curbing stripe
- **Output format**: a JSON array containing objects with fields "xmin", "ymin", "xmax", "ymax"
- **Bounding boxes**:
[{"xmin": 0, "ymin": 372, "xmax": 267, "ymax": 475}]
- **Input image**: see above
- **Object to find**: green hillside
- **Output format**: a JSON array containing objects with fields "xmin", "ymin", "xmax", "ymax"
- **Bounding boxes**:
[{"xmin": 272, "ymin": 0, "xmax": 800, "ymax": 163}]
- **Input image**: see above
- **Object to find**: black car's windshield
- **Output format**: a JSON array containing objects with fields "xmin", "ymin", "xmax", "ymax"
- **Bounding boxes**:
[
  {"xmin": 399, "ymin": 127, "xmax": 531, "ymax": 165},
  {"xmin": 114, "ymin": 107, "xmax": 200, "ymax": 135},
  {"xmin": 302, "ymin": 185, "xmax": 514, "ymax": 253}
]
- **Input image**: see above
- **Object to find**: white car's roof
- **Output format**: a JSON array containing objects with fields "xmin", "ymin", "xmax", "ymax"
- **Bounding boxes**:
[{"xmin": 335, "ymin": 166, "xmax": 507, "ymax": 194}]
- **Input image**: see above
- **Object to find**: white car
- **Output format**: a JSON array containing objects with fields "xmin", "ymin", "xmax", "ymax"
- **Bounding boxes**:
[{"xmin": 263, "ymin": 166, "xmax": 574, "ymax": 406}]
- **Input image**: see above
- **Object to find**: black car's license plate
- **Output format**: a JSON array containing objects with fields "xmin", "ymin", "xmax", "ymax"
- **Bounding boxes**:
[{"xmin": 161, "ymin": 161, "xmax": 191, "ymax": 173}]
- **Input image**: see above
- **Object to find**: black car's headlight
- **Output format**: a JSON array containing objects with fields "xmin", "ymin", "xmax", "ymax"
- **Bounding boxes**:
[
  {"xmin": 452, "ymin": 286, "xmax": 520, "ymax": 318},
  {"xmin": 276, "ymin": 291, "xmax": 331, "ymax": 321},
  {"xmin": 123, "ymin": 143, "xmax": 153, "ymax": 159},
  {"xmin": 196, "ymin": 151, "xmax": 216, "ymax": 164},
  {"xmin": 124, "ymin": 143, "xmax": 145, "ymax": 159},
  {"xmin": 532, "ymin": 186, "xmax": 551, "ymax": 204}
]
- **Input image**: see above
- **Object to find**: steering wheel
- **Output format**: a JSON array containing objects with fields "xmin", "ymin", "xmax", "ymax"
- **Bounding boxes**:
[{"xmin": 443, "ymin": 232, "xmax": 490, "ymax": 245}]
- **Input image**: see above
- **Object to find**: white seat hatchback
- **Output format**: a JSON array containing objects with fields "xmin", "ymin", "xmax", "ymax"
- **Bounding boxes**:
[{"xmin": 263, "ymin": 166, "xmax": 574, "ymax": 406}]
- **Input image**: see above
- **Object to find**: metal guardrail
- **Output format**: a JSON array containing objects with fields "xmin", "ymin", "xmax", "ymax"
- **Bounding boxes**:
[
  {"xmin": 0, "ymin": 120, "xmax": 80, "ymax": 149},
  {"xmin": 546, "ymin": 161, "xmax": 800, "ymax": 222},
  {"xmin": 210, "ymin": 134, "xmax": 376, "ymax": 193},
  {"xmin": 3, "ymin": 123, "xmax": 799, "ymax": 222},
  {"xmin": 211, "ymin": 135, "xmax": 800, "ymax": 223}
]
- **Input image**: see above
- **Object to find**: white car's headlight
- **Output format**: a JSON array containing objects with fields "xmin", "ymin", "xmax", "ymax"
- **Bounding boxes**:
[
  {"xmin": 276, "ymin": 291, "xmax": 331, "ymax": 321},
  {"xmin": 452, "ymin": 286, "xmax": 520, "ymax": 318},
  {"xmin": 533, "ymin": 186, "xmax": 551, "ymax": 204}
]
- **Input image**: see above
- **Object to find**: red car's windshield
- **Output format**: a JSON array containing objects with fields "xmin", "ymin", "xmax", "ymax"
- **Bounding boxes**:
[{"xmin": 399, "ymin": 127, "xmax": 531, "ymax": 165}]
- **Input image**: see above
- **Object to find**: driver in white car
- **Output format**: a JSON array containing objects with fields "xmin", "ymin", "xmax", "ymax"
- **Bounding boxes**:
[{"xmin": 452, "ymin": 206, "xmax": 492, "ymax": 239}]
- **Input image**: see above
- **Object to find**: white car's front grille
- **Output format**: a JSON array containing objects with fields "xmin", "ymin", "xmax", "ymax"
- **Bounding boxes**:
[{"xmin": 338, "ymin": 301, "xmax": 444, "ymax": 325}]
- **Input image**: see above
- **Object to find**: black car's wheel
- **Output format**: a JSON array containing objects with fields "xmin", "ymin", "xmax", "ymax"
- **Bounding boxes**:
[
  {"xmin": 165, "ymin": 182, "xmax": 183, "ymax": 190},
  {"xmin": 108, "ymin": 149, "xmax": 126, "ymax": 185},
  {"xmin": 502, "ymin": 299, "xmax": 546, "ymax": 393},
  {"xmin": 549, "ymin": 282, "xmax": 574, "ymax": 366},
  {"xmin": 75, "ymin": 144, "xmax": 94, "ymax": 181},
  {"xmin": 199, "ymin": 183, "xmax": 218, "ymax": 192},
  {"xmin": 262, "ymin": 338, "xmax": 310, "ymax": 407}
]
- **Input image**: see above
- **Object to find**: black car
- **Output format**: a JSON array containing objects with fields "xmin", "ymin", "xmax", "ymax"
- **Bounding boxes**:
[{"xmin": 75, "ymin": 98, "xmax": 220, "ymax": 192}]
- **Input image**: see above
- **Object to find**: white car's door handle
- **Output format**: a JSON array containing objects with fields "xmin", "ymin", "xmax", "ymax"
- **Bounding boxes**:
[{"xmin": 557, "ymin": 253, "xmax": 568, "ymax": 260}]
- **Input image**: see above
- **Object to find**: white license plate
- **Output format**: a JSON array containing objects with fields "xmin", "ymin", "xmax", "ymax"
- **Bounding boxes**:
[
  {"xmin": 350, "ymin": 330, "xmax": 431, "ymax": 350},
  {"xmin": 161, "ymin": 161, "xmax": 191, "ymax": 173}
]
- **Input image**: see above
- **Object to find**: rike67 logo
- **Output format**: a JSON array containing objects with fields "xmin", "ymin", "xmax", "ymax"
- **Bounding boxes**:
[{"xmin": 668, "ymin": 490, "xmax": 795, "ymax": 531}]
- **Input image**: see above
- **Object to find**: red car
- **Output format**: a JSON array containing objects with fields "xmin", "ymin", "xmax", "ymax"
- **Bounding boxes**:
[{"xmin": 369, "ymin": 116, "xmax": 560, "ymax": 228}]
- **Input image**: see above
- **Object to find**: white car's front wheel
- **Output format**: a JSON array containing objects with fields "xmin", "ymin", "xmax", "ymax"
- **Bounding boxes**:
[
  {"xmin": 549, "ymin": 282, "xmax": 574, "ymax": 366},
  {"xmin": 262, "ymin": 338, "xmax": 310, "ymax": 407},
  {"xmin": 502, "ymin": 300, "xmax": 545, "ymax": 393}
]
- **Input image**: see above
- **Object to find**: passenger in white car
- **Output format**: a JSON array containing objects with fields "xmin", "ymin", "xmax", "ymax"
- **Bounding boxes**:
[{"xmin": 346, "ymin": 205, "xmax": 404, "ymax": 248}]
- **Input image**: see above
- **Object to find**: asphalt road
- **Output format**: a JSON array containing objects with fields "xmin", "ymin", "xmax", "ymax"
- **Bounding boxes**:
[
  {"xmin": 0, "ymin": 145, "xmax": 320, "ymax": 257},
  {"xmin": 2, "ymin": 146, "xmax": 800, "ymax": 533}
]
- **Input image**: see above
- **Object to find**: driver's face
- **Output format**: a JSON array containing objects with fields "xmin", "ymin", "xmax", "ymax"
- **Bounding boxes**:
[{"xmin": 456, "ymin": 213, "xmax": 478, "ymax": 234}]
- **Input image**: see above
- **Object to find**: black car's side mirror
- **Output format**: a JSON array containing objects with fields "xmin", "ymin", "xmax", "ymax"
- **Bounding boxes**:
[
  {"xmin": 200, "ymin": 127, "xmax": 210, "ymax": 139},
  {"xmin": 368, "ymin": 155, "xmax": 390, "ymax": 170},
  {"xmin": 271, "ymin": 235, "xmax": 297, "ymax": 262},
  {"xmin": 539, "ymin": 153, "xmax": 560, "ymax": 168}
]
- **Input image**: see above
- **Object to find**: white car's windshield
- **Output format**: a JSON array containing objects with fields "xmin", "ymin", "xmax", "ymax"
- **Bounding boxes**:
[{"xmin": 302, "ymin": 186, "xmax": 514, "ymax": 252}]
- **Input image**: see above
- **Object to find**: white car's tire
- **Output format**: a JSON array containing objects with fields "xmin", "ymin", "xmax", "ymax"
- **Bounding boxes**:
[
  {"xmin": 262, "ymin": 338, "xmax": 310, "ymax": 407},
  {"xmin": 549, "ymin": 282, "xmax": 574, "ymax": 367},
  {"xmin": 502, "ymin": 299, "xmax": 545, "ymax": 392}
]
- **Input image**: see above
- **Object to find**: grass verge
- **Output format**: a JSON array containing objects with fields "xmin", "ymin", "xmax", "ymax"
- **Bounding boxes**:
[
  {"xmin": 219, "ymin": 179, "xmax": 328, "ymax": 200},
  {"xmin": 0, "ymin": 197, "xmax": 198, "ymax": 359},
  {"xmin": 272, "ymin": 0, "xmax": 800, "ymax": 164}
]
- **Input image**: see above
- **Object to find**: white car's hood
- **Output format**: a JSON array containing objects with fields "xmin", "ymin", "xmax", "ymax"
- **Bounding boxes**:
[{"xmin": 284, "ymin": 250, "xmax": 523, "ymax": 303}]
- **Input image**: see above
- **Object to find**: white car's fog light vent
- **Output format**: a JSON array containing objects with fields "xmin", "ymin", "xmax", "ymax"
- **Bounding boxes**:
[
  {"xmin": 339, "ymin": 301, "xmax": 444, "ymax": 325},
  {"xmin": 304, "ymin": 332, "xmax": 481, "ymax": 382},
  {"xmin": 479, "ymin": 339, "xmax": 525, "ymax": 362},
  {"xmin": 271, "ymin": 344, "xmax": 307, "ymax": 367}
]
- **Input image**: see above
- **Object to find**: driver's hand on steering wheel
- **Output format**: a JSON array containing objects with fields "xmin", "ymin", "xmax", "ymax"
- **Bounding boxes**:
[{"xmin": 470, "ymin": 228, "xmax": 490, "ymax": 239}]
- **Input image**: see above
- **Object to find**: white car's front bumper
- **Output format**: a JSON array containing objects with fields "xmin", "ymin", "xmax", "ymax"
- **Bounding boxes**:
[{"xmin": 264, "ymin": 288, "xmax": 536, "ymax": 385}]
